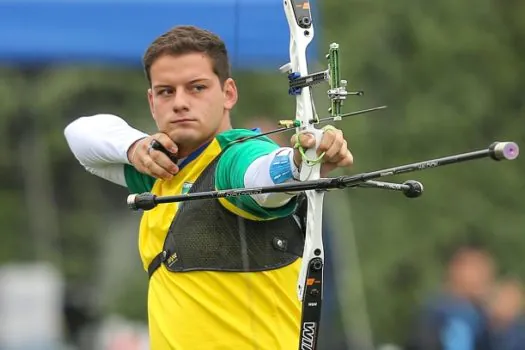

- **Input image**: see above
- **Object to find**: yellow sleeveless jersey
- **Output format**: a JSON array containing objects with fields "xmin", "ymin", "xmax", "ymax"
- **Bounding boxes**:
[{"xmin": 124, "ymin": 129, "xmax": 302, "ymax": 349}]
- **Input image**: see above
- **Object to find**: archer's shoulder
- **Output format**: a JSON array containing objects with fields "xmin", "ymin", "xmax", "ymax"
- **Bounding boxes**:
[{"xmin": 216, "ymin": 128, "xmax": 278, "ymax": 149}]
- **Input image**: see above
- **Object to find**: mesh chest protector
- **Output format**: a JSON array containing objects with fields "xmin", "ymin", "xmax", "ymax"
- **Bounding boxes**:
[{"xmin": 147, "ymin": 154, "xmax": 306, "ymax": 278}]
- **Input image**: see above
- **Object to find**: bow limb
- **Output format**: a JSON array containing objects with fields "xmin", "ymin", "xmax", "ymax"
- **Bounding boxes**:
[{"xmin": 283, "ymin": 1, "xmax": 325, "ymax": 349}]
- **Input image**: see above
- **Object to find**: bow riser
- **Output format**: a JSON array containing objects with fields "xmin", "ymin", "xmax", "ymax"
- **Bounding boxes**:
[
  {"xmin": 283, "ymin": 1, "xmax": 325, "ymax": 349},
  {"xmin": 283, "ymin": 0, "xmax": 325, "ymax": 295}
]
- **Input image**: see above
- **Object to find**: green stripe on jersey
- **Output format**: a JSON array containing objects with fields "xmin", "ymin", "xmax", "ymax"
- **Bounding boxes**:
[
  {"xmin": 215, "ymin": 129, "xmax": 298, "ymax": 220},
  {"xmin": 124, "ymin": 164, "xmax": 156, "ymax": 193}
]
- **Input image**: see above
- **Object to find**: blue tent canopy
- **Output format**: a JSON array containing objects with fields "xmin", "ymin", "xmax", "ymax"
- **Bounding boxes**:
[{"xmin": 0, "ymin": 0, "xmax": 319, "ymax": 70}]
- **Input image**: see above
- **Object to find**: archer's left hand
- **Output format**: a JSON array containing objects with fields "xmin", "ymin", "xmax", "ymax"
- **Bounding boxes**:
[{"xmin": 291, "ymin": 126, "xmax": 354, "ymax": 177}]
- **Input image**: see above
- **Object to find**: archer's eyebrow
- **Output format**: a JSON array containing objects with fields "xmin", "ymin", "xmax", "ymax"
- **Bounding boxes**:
[
  {"xmin": 152, "ymin": 84, "xmax": 173, "ymax": 90},
  {"xmin": 188, "ymin": 78, "xmax": 212, "ymax": 84},
  {"xmin": 152, "ymin": 78, "xmax": 212, "ymax": 89}
]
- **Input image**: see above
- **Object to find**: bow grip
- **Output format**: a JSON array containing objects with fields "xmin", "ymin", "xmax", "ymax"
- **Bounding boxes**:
[{"xmin": 298, "ymin": 127, "xmax": 324, "ymax": 181}]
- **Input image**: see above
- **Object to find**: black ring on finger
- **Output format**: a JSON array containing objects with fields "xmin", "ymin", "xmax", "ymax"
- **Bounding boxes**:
[{"xmin": 147, "ymin": 139, "xmax": 159, "ymax": 155}]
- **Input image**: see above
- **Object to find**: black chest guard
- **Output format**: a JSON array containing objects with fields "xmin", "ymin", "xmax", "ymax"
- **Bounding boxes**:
[{"xmin": 147, "ymin": 154, "xmax": 306, "ymax": 278}]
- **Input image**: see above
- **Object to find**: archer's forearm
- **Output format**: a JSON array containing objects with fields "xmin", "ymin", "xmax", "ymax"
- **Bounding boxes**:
[
  {"xmin": 244, "ymin": 148, "xmax": 300, "ymax": 208},
  {"xmin": 64, "ymin": 113, "xmax": 148, "ymax": 185}
]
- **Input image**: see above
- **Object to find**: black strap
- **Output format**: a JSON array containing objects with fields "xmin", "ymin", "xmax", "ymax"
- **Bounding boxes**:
[{"xmin": 148, "ymin": 250, "xmax": 167, "ymax": 278}]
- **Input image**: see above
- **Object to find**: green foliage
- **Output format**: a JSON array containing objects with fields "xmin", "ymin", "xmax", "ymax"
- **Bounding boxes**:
[{"xmin": 318, "ymin": 0, "xmax": 525, "ymax": 344}]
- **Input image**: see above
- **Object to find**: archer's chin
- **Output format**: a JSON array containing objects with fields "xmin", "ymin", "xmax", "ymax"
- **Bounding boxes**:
[{"xmin": 171, "ymin": 130, "xmax": 206, "ymax": 145}]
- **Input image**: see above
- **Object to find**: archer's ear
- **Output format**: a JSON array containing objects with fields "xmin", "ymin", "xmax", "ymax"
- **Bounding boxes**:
[
  {"xmin": 147, "ymin": 88, "xmax": 156, "ymax": 121},
  {"xmin": 223, "ymin": 78, "xmax": 238, "ymax": 111}
]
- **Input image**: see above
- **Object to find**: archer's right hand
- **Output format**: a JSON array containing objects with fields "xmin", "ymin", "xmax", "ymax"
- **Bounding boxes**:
[{"xmin": 127, "ymin": 133, "xmax": 179, "ymax": 180}]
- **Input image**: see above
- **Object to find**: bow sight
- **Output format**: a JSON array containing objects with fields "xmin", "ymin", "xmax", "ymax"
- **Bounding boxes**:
[
  {"xmin": 280, "ymin": 0, "xmax": 367, "ymax": 125},
  {"xmin": 279, "ymin": 41, "xmax": 366, "ymax": 125}
]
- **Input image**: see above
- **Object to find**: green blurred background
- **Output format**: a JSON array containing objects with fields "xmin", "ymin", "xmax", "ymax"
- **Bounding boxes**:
[{"xmin": 0, "ymin": 0, "xmax": 523, "ymax": 349}]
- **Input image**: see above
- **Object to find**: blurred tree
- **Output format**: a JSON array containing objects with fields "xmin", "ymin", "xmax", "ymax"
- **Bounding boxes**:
[{"xmin": 317, "ymin": 0, "xmax": 525, "ymax": 345}]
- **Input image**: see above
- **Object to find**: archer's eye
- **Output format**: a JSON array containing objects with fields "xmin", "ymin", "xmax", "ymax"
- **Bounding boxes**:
[
  {"xmin": 157, "ymin": 88, "xmax": 173, "ymax": 96},
  {"xmin": 192, "ymin": 85, "xmax": 207, "ymax": 93}
]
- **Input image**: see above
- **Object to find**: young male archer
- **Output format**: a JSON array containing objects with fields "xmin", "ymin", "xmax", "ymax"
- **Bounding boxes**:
[{"xmin": 64, "ymin": 25, "xmax": 354, "ymax": 349}]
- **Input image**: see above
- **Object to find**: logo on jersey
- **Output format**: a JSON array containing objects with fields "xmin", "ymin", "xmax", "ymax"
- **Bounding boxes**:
[{"xmin": 182, "ymin": 182, "xmax": 193, "ymax": 194}]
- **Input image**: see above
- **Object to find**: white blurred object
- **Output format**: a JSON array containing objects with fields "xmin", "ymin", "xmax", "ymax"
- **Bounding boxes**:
[
  {"xmin": 377, "ymin": 344, "xmax": 402, "ymax": 350},
  {"xmin": 95, "ymin": 315, "xmax": 149, "ymax": 350},
  {"xmin": 0, "ymin": 262, "xmax": 65, "ymax": 350}
]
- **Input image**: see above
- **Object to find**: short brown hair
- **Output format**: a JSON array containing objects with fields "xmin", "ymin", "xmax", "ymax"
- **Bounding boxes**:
[{"xmin": 143, "ymin": 25, "xmax": 231, "ymax": 86}]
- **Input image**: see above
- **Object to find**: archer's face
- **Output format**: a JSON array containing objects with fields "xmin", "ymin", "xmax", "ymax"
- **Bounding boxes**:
[{"xmin": 147, "ymin": 53, "xmax": 237, "ymax": 156}]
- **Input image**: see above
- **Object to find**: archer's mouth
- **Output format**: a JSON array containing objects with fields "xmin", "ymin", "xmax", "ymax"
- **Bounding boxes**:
[{"xmin": 171, "ymin": 119, "xmax": 198, "ymax": 124}]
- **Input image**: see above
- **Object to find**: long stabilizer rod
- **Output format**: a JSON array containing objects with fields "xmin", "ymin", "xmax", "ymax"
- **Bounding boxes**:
[{"xmin": 127, "ymin": 141, "xmax": 518, "ymax": 211}]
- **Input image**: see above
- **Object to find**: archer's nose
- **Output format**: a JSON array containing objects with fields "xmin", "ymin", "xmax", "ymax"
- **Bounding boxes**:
[{"xmin": 171, "ymin": 90, "xmax": 190, "ymax": 113}]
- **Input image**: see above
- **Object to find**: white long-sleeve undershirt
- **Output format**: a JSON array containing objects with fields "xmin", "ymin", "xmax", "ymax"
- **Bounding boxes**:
[
  {"xmin": 64, "ymin": 114, "xmax": 148, "ymax": 187},
  {"xmin": 64, "ymin": 114, "xmax": 299, "ymax": 208}
]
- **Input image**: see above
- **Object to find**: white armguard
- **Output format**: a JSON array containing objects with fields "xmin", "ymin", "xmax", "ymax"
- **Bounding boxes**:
[{"xmin": 244, "ymin": 148, "xmax": 300, "ymax": 208}]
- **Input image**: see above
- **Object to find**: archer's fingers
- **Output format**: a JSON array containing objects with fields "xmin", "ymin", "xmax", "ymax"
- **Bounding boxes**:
[
  {"xmin": 149, "ymin": 148, "xmax": 179, "ymax": 175},
  {"xmin": 152, "ymin": 133, "xmax": 178, "ymax": 155},
  {"xmin": 319, "ymin": 129, "xmax": 344, "ymax": 159},
  {"xmin": 336, "ymin": 148, "xmax": 354, "ymax": 167},
  {"xmin": 291, "ymin": 133, "xmax": 316, "ymax": 149},
  {"xmin": 324, "ymin": 139, "xmax": 348, "ymax": 164},
  {"xmin": 142, "ymin": 158, "xmax": 174, "ymax": 180}
]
